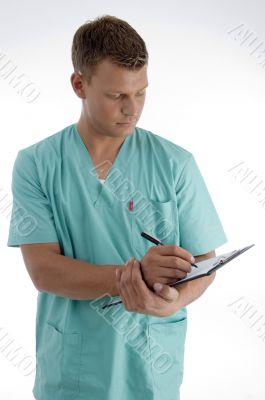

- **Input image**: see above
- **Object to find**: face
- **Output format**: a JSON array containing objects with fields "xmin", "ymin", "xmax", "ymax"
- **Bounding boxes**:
[{"xmin": 71, "ymin": 58, "xmax": 148, "ymax": 138}]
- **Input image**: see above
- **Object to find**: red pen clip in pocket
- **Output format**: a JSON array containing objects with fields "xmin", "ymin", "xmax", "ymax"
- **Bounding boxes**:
[{"xmin": 129, "ymin": 199, "xmax": 134, "ymax": 212}]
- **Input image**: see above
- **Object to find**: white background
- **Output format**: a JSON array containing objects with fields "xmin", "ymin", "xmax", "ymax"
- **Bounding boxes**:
[{"xmin": 1, "ymin": 1, "xmax": 265, "ymax": 399}]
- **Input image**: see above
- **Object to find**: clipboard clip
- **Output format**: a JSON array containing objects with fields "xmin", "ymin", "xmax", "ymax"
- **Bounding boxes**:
[{"xmin": 212, "ymin": 246, "xmax": 254, "ymax": 268}]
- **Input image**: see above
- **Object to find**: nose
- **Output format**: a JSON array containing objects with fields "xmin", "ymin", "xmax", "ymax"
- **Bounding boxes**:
[{"xmin": 121, "ymin": 98, "xmax": 138, "ymax": 117}]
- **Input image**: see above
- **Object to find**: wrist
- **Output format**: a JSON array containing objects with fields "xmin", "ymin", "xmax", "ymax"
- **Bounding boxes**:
[{"xmin": 139, "ymin": 261, "xmax": 147, "ymax": 284}]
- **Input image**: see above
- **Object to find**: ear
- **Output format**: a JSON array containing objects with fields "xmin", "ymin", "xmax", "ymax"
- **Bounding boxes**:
[{"xmin": 70, "ymin": 72, "xmax": 86, "ymax": 99}]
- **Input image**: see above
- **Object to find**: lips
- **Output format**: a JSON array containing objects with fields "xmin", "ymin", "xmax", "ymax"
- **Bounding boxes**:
[{"xmin": 117, "ymin": 121, "xmax": 136, "ymax": 124}]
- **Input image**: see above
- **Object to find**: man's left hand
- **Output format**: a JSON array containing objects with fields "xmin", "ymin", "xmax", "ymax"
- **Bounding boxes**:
[{"xmin": 116, "ymin": 258, "xmax": 181, "ymax": 317}]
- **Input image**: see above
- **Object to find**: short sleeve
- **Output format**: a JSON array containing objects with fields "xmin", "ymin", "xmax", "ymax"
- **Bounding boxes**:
[
  {"xmin": 176, "ymin": 154, "xmax": 228, "ymax": 255},
  {"xmin": 7, "ymin": 149, "xmax": 59, "ymax": 247}
]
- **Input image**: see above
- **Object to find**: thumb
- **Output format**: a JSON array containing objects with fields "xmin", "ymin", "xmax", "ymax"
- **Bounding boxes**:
[{"xmin": 153, "ymin": 282, "xmax": 179, "ymax": 302}]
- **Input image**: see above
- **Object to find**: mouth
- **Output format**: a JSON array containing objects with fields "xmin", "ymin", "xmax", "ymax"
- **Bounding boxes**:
[{"xmin": 116, "ymin": 121, "xmax": 136, "ymax": 126}]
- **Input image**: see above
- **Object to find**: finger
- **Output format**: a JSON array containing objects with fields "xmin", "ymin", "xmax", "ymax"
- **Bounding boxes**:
[
  {"xmin": 139, "ymin": 263, "xmax": 187, "ymax": 286},
  {"xmin": 131, "ymin": 259, "xmax": 152, "ymax": 302},
  {"xmin": 116, "ymin": 267, "xmax": 122, "ymax": 281},
  {"xmin": 155, "ymin": 265, "xmax": 188, "ymax": 282},
  {"xmin": 157, "ymin": 255, "xmax": 192, "ymax": 273},
  {"xmin": 153, "ymin": 245, "xmax": 195, "ymax": 263},
  {"xmin": 119, "ymin": 259, "xmax": 131, "ymax": 307},
  {"xmin": 153, "ymin": 282, "xmax": 180, "ymax": 303},
  {"xmin": 116, "ymin": 268, "xmax": 120, "ymax": 279},
  {"xmin": 118, "ymin": 264, "xmax": 130, "ymax": 309},
  {"xmin": 120, "ymin": 258, "xmax": 137, "ymax": 308},
  {"xmin": 115, "ymin": 267, "xmax": 122, "ymax": 295}
]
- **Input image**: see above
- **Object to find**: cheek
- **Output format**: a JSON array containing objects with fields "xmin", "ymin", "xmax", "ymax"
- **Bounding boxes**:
[
  {"xmin": 139, "ymin": 97, "xmax": 146, "ymax": 109},
  {"xmin": 96, "ymin": 100, "xmax": 118, "ymax": 119}
]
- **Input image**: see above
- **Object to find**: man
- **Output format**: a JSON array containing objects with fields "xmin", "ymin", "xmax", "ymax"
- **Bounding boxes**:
[{"xmin": 7, "ymin": 15, "xmax": 227, "ymax": 400}]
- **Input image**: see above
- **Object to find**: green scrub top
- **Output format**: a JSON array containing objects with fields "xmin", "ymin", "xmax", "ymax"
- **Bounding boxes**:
[{"xmin": 7, "ymin": 123, "xmax": 228, "ymax": 400}]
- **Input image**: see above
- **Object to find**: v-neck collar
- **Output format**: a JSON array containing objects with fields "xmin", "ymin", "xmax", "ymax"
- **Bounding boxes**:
[{"xmin": 72, "ymin": 122, "xmax": 136, "ymax": 207}]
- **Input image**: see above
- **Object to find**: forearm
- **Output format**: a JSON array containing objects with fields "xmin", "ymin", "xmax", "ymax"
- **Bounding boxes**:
[
  {"xmin": 36, "ymin": 253, "xmax": 123, "ymax": 300},
  {"xmin": 175, "ymin": 271, "xmax": 216, "ymax": 310}
]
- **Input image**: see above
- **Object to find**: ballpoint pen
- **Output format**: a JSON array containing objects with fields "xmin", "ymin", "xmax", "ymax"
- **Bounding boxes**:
[{"xmin": 102, "ymin": 231, "xmax": 198, "ymax": 309}]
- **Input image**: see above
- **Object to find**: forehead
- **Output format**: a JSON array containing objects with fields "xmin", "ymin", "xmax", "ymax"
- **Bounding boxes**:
[{"xmin": 92, "ymin": 59, "xmax": 148, "ymax": 89}]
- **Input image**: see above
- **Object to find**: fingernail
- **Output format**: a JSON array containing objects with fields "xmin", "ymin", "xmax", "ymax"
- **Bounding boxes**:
[
  {"xmin": 190, "ymin": 256, "xmax": 195, "ymax": 263},
  {"xmin": 154, "ymin": 283, "xmax": 163, "ymax": 292}
]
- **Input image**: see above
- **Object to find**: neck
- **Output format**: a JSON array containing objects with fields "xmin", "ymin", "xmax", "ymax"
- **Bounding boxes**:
[{"xmin": 76, "ymin": 118, "xmax": 127, "ymax": 159}]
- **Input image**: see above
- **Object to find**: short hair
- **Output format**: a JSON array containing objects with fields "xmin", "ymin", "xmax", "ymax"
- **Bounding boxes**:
[{"xmin": 71, "ymin": 15, "xmax": 149, "ymax": 85}]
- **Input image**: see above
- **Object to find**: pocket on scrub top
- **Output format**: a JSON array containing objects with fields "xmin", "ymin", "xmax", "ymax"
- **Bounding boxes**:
[
  {"xmin": 35, "ymin": 322, "xmax": 82, "ymax": 400},
  {"xmin": 147, "ymin": 318, "xmax": 187, "ymax": 397},
  {"xmin": 131, "ymin": 198, "xmax": 178, "ymax": 257}
]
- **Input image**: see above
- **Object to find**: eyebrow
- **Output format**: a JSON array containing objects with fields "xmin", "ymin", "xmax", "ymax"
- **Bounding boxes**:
[{"xmin": 107, "ymin": 83, "xmax": 149, "ymax": 94}]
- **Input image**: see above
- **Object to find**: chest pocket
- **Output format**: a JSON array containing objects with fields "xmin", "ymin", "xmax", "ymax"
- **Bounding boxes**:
[{"xmin": 131, "ymin": 199, "xmax": 179, "ymax": 258}]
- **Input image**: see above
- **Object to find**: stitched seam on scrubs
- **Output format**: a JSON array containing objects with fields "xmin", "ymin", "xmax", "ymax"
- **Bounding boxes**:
[
  {"xmin": 146, "ymin": 324, "xmax": 157, "ymax": 397},
  {"xmin": 76, "ymin": 334, "xmax": 82, "ymax": 397},
  {"xmin": 33, "ymin": 146, "xmax": 51, "ymax": 199},
  {"xmin": 174, "ymin": 153, "xmax": 193, "ymax": 197}
]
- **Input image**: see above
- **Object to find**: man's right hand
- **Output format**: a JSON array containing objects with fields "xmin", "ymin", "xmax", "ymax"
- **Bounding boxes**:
[{"xmin": 140, "ymin": 245, "xmax": 195, "ymax": 290}]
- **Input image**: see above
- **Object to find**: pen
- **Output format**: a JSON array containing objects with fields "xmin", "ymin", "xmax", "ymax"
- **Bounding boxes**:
[
  {"xmin": 140, "ymin": 232, "xmax": 198, "ymax": 268},
  {"xmin": 102, "ymin": 231, "xmax": 198, "ymax": 309}
]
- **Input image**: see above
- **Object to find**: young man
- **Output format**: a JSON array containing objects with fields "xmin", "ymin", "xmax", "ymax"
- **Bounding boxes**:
[{"xmin": 7, "ymin": 15, "xmax": 227, "ymax": 400}]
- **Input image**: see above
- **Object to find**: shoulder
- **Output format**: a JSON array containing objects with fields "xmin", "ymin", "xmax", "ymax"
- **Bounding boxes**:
[
  {"xmin": 136, "ymin": 126, "xmax": 194, "ymax": 171},
  {"xmin": 13, "ymin": 123, "xmax": 74, "ymax": 166}
]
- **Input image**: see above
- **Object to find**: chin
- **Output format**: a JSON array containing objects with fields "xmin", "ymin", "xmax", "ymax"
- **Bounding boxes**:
[
  {"xmin": 116, "ymin": 124, "xmax": 136, "ymax": 132},
  {"xmin": 110, "ymin": 126, "xmax": 133, "ymax": 136}
]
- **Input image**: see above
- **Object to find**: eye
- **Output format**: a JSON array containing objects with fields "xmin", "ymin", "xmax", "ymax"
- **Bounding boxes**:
[
  {"xmin": 108, "ymin": 92, "xmax": 146, "ymax": 100},
  {"xmin": 108, "ymin": 94, "xmax": 121, "ymax": 100}
]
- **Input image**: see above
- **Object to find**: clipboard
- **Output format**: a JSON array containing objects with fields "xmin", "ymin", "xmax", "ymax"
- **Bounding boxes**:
[{"xmin": 169, "ymin": 243, "xmax": 255, "ymax": 287}]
